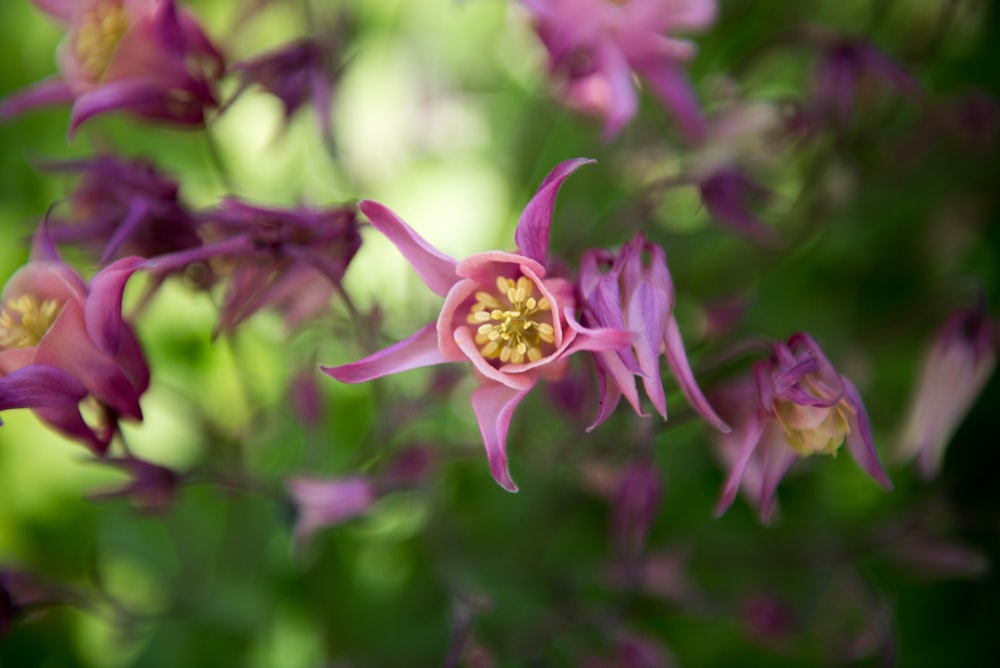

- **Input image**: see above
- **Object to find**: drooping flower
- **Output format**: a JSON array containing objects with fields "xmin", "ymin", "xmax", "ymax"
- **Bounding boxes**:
[
  {"xmin": 896, "ymin": 305, "xmax": 997, "ymax": 478},
  {"xmin": 0, "ymin": 0, "xmax": 224, "ymax": 135},
  {"xmin": 577, "ymin": 232, "xmax": 729, "ymax": 432},
  {"xmin": 227, "ymin": 37, "xmax": 341, "ymax": 144},
  {"xmin": 41, "ymin": 153, "xmax": 201, "ymax": 265},
  {"xmin": 89, "ymin": 455, "xmax": 181, "ymax": 512},
  {"xmin": 152, "ymin": 198, "xmax": 361, "ymax": 335},
  {"xmin": 286, "ymin": 476, "xmax": 376, "ymax": 545},
  {"xmin": 0, "ymin": 227, "xmax": 149, "ymax": 454},
  {"xmin": 322, "ymin": 159, "xmax": 631, "ymax": 491},
  {"xmin": 711, "ymin": 333, "xmax": 891, "ymax": 523},
  {"xmin": 523, "ymin": 0, "xmax": 717, "ymax": 139}
]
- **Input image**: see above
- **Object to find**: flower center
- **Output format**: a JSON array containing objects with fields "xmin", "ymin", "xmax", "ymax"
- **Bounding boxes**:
[
  {"xmin": 775, "ymin": 396, "xmax": 855, "ymax": 457},
  {"xmin": 74, "ymin": 1, "xmax": 129, "ymax": 81},
  {"xmin": 467, "ymin": 276, "xmax": 555, "ymax": 365},
  {"xmin": 0, "ymin": 295, "xmax": 62, "ymax": 350}
]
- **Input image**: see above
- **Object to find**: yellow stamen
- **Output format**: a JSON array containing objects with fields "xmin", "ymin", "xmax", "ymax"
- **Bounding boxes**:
[
  {"xmin": 73, "ymin": 1, "xmax": 129, "ymax": 81},
  {"xmin": 0, "ymin": 294, "xmax": 63, "ymax": 349},
  {"xmin": 467, "ymin": 275, "xmax": 555, "ymax": 365}
]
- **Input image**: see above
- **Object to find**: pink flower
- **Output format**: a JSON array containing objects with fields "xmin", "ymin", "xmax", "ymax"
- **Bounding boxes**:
[
  {"xmin": 0, "ymin": 228, "xmax": 149, "ymax": 454},
  {"xmin": 322, "ymin": 159, "xmax": 630, "ymax": 491},
  {"xmin": 896, "ymin": 306, "xmax": 997, "ymax": 478},
  {"xmin": 524, "ymin": 0, "xmax": 717, "ymax": 139},
  {"xmin": 1, "ymin": 0, "xmax": 224, "ymax": 136},
  {"xmin": 712, "ymin": 333, "xmax": 891, "ymax": 523},
  {"xmin": 577, "ymin": 232, "xmax": 729, "ymax": 432},
  {"xmin": 286, "ymin": 476, "xmax": 377, "ymax": 545}
]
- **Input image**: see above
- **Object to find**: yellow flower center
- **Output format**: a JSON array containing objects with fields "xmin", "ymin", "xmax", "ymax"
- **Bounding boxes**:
[
  {"xmin": 0, "ymin": 295, "xmax": 62, "ymax": 350},
  {"xmin": 775, "ymin": 386, "xmax": 855, "ymax": 457},
  {"xmin": 467, "ymin": 276, "xmax": 556, "ymax": 365},
  {"xmin": 74, "ymin": 1, "xmax": 129, "ymax": 81}
]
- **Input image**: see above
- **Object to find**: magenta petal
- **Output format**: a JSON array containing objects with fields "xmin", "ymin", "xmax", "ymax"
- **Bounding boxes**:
[
  {"xmin": 470, "ymin": 382, "xmax": 530, "ymax": 492},
  {"xmin": 514, "ymin": 158, "xmax": 594, "ymax": 267},
  {"xmin": 588, "ymin": 350, "xmax": 645, "ymax": 432},
  {"xmin": 0, "ymin": 77, "xmax": 74, "ymax": 119},
  {"xmin": 85, "ymin": 257, "xmax": 147, "ymax": 355},
  {"xmin": 0, "ymin": 364, "xmax": 88, "ymax": 411},
  {"xmin": 663, "ymin": 318, "xmax": 730, "ymax": 432},
  {"xmin": 321, "ymin": 322, "xmax": 449, "ymax": 384},
  {"xmin": 68, "ymin": 80, "xmax": 205, "ymax": 138},
  {"xmin": 628, "ymin": 280, "xmax": 668, "ymax": 419},
  {"xmin": 843, "ymin": 378, "xmax": 892, "ymax": 489},
  {"xmin": 358, "ymin": 200, "xmax": 458, "ymax": 297}
]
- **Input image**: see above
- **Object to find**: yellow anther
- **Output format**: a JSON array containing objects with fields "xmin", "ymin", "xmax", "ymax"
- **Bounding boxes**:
[
  {"xmin": 467, "ymin": 273, "xmax": 557, "ymax": 365},
  {"xmin": 0, "ymin": 294, "xmax": 62, "ymax": 350},
  {"xmin": 74, "ymin": 1, "xmax": 129, "ymax": 81}
]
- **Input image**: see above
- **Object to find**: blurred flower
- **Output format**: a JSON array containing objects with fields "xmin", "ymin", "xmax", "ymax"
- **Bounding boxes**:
[
  {"xmin": 323, "ymin": 159, "xmax": 631, "ymax": 491},
  {"xmin": 577, "ymin": 232, "xmax": 729, "ymax": 432},
  {"xmin": 896, "ymin": 305, "xmax": 997, "ymax": 478},
  {"xmin": 0, "ymin": 569, "xmax": 60, "ymax": 638},
  {"xmin": 227, "ymin": 37, "xmax": 341, "ymax": 144},
  {"xmin": 41, "ymin": 154, "xmax": 201, "ymax": 265},
  {"xmin": 0, "ymin": 228, "xmax": 148, "ymax": 454},
  {"xmin": 611, "ymin": 458, "xmax": 663, "ymax": 558},
  {"xmin": 741, "ymin": 594, "xmax": 794, "ymax": 647},
  {"xmin": 712, "ymin": 333, "xmax": 891, "ymax": 523},
  {"xmin": 90, "ymin": 455, "xmax": 181, "ymax": 512},
  {"xmin": 524, "ymin": 0, "xmax": 717, "ymax": 139},
  {"xmin": 799, "ymin": 28, "xmax": 920, "ymax": 128},
  {"xmin": 1, "ymin": 0, "xmax": 224, "ymax": 135},
  {"xmin": 153, "ymin": 198, "xmax": 361, "ymax": 335},
  {"xmin": 582, "ymin": 631, "xmax": 675, "ymax": 668},
  {"xmin": 697, "ymin": 167, "xmax": 777, "ymax": 245},
  {"xmin": 286, "ymin": 476, "xmax": 376, "ymax": 545}
]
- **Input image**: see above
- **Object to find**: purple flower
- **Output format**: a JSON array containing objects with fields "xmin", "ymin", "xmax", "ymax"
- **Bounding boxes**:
[
  {"xmin": 227, "ymin": 38, "xmax": 340, "ymax": 144},
  {"xmin": 322, "ymin": 159, "xmax": 631, "ymax": 492},
  {"xmin": 804, "ymin": 30, "xmax": 920, "ymax": 127},
  {"xmin": 0, "ymin": 228, "xmax": 149, "ymax": 454},
  {"xmin": 712, "ymin": 333, "xmax": 891, "ymax": 523},
  {"xmin": 0, "ymin": 0, "xmax": 224, "ymax": 136},
  {"xmin": 577, "ymin": 232, "xmax": 729, "ymax": 432},
  {"xmin": 41, "ymin": 154, "xmax": 201, "ymax": 265},
  {"xmin": 153, "ymin": 198, "xmax": 361, "ymax": 335},
  {"xmin": 524, "ymin": 0, "xmax": 717, "ymax": 139},
  {"xmin": 897, "ymin": 306, "xmax": 997, "ymax": 478},
  {"xmin": 90, "ymin": 456, "xmax": 180, "ymax": 512},
  {"xmin": 697, "ymin": 167, "xmax": 778, "ymax": 246},
  {"xmin": 286, "ymin": 476, "xmax": 377, "ymax": 545}
]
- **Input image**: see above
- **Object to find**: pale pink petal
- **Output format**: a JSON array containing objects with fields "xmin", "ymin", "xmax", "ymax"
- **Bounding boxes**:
[
  {"xmin": 321, "ymin": 322, "xmax": 449, "ymax": 384},
  {"xmin": 843, "ymin": 378, "xmax": 892, "ymax": 489},
  {"xmin": 358, "ymin": 200, "xmax": 458, "ymax": 297},
  {"xmin": 756, "ymin": 430, "xmax": 799, "ymax": 525},
  {"xmin": 663, "ymin": 317, "xmax": 730, "ymax": 432},
  {"xmin": 715, "ymin": 414, "xmax": 764, "ymax": 517},
  {"xmin": 514, "ymin": 157, "xmax": 594, "ymax": 266},
  {"xmin": 453, "ymin": 328, "xmax": 536, "ymax": 391},
  {"xmin": 470, "ymin": 382, "xmax": 531, "ymax": 492},
  {"xmin": 628, "ymin": 280, "xmax": 668, "ymax": 419},
  {"xmin": 31, "ymin": 0, "xmax": 76, "ymax": 22}
]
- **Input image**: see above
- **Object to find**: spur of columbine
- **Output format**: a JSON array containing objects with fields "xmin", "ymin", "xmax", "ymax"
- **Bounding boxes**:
[
  {"xmin": 322, "ymin": 159, "xmax": 631, "ymax": 491},
  {"xmin": 711, "ymin": 332, "xmax": 891, "ymax": 523}
]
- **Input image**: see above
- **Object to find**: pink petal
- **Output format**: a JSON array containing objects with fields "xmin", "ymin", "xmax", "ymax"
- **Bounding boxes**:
[
  {"xmin": 0, "ymin": 364, "xmax": 88, "ymax": 411},
  {"xmin": 85, "ymin": 257, "xmax": 148, "ymax": 356},
  {"xmin": 756, "ymin": 429, "xmax": 799, "ymax": 525},
  {"xmin": 470, "ymin": 382, "xmax": 531, "ymax": 492},
  {"xmin": 514, "ymin": 158, "xmax": 594, "ymax": 266},
  {"xmin": 715, "ymin": 414, "xmax": 765, "ymax": 517},
  {"xmin": 452, "ymin": 328, "xmax": 536, "ymax": 391},
  {"xmin": 628, "ymin": 280, "xmax": 668, "ymax": 419},
  {"xmin": 31, "ymin": 0, "xmax": 76, "ymax": 22},
  {"xmin": 588, "ymin": 349, "xmax": 646, "ymax": 432},
  {"xmin": 843, "ymin": 378, "xmax": 892, "ymax": 489},
  {"xmin": 358, "ymin": 200, "xmax": 458, "ymax": 297},
  {"xmin": 321, "ymin": 322, "xmax": 449, "ymax": 384},
  {"xmin": 663, "ymin": 317, "xmax": 730, "ymax": 432},
  {"xmin": 0, "ymin": 77, "xmax": 75, "ymax": 119}
]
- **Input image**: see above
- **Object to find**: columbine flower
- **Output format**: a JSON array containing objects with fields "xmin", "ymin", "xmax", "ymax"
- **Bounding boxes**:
[
  {"xmin": 322, "ymin": 159, "xmax": 630, "ymax": 491},
  {"xmin": 896, "ymin": 306, "xmax": 997, "ymax": 478},
  {"xmin": 286, "ymin": 476, "xmax": 376, "ymax": 545},
  {"xmin": 0, "ymin": 0, "xmax": 224, "ymax": 135},
  {"xmin": 227, "ymin": 37, "xmax": 341, "ymax": 144},
  {"xmin": 41, "ymin": 154, "xmax": 201, "ymax": 265},
  {"xmin": 524, "ymin": 0, "xmax": 717, "ymax": 139},
  {"xmin": 0, "ymin": 228, "xmax": 148, "ymax": 454},
  {"xmin": 577, "ymin": 232, "xmax": 729, "ymax": 432},
  {"xmin": 712, "ymin": 333, "xmax": 891, "ymax": 523},
  {"xmin": 152, "ymin": 198, "xmax": 361, "ymax": 335},
  {"xmin": 799, "ymin": 28, "xmax": 920, "ymax": 128}
]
